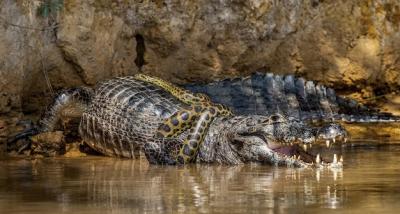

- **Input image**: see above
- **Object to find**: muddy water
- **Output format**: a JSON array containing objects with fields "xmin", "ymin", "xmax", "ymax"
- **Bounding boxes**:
[{"xmin": 1, "ymin": 142, "xmax": 400, "ymax": 214}]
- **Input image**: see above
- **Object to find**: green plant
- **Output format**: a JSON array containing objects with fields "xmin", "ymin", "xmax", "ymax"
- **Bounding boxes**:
[{"xmin": 37, "ymin": 0, "xmax": 64, "ymax": 17}]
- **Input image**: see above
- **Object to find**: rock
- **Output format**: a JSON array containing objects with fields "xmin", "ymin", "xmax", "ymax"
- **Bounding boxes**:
[
  {"xmin": 64, "ymin": 142, "xmax": 87, "ymax": 158},
  {"xmin": 58, "ymin": 1, "xmax": 138, "ymax": 85},
  {"xmin": 342, "ymin": 123, "xmax": 400, "ymax": 141},
  {"xmin": 30, "ymin": 131, "xmax": 65, "ymax": 157},
  {"xmin": 0, "ymin": 120, "xmax": 6, "ymax": 157},
  {"xmin": 0, "ymin": 113, "xmax": 25, "ymax": 157}
]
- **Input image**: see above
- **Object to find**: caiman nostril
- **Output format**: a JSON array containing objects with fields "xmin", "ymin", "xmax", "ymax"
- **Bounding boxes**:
[{"xmin": 270, "ymin": 115, "xmax": 280, "ymax": 121}]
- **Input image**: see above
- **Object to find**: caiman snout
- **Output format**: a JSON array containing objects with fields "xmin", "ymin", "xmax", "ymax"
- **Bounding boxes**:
[
  {"xmin": 226, "ymin": 115, "xmax": 344, "ymax": 168},
  {"xmin": 316, "ymin": 123, "xmax": 348, "ymax": 147}
]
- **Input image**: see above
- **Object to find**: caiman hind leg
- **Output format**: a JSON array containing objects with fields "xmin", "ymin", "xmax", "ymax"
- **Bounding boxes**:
[{"xmin": 8, "ymin": 87, "xmax": 93, "ymax": 144}]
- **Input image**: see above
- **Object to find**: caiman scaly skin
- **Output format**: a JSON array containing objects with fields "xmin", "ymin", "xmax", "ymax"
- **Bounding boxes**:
[
  {"xmin": 185, "ymin": 73, "xmax": 400, "ymax": 123},
  {"xmin": 10, "ymin": 76, "xmax": 345, "ymax": 167}
]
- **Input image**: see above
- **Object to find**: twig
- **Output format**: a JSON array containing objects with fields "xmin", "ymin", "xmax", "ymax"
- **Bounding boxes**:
[
  {"xmin": 362, "ymin": 93, "xmax": 393, "ymax": 101},
  {"xmin": 0, "ymin": 16, "xmax": 59, "ymax": 31},
  {"xmin": 38, "ymin": 48, "xmax": 55, "ymax": 95}
]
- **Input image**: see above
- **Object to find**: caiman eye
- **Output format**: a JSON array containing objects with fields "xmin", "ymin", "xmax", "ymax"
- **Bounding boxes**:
[
  {"xmin": 270, "ymin": 114, "xmax": 285, "ymax": 122},
  {"xmin": 270, "ymin": 115, "xmax": 281, "ymax": 121}
]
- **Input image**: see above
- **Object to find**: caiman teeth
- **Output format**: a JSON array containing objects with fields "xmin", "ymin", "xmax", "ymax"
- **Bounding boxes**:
[
  {"xmin": 333, "ymin": 154, "xmax": 338, "ymax": 164},
  {"xmin": 303, "ymin": 144, "xmax": 308, "ymax": 151},
  {"xmin": 339, "ymin": 155, "xmax": 343, "ymax": 163},
  {"xmin": 332, "ymin": 138, "xmax": 336, "ymax": 143},
  {"xmin": 333, "ymin": 171, "xmax": 338, "ymax": 181},
  {"xmin": 326, "ymin": 140, "xmax": 330, "ymax": 148},
  {"xmin": 316, "ymin": 153, "xmax": 321, "ymax": 164}
]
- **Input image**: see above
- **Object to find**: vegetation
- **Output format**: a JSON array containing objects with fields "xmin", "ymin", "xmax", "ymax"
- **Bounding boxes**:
[{"xmin": 37, "ymin": 0, "xmax": 64, "ymax": 17}]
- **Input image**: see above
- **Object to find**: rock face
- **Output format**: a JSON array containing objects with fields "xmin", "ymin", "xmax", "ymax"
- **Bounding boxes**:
[{"xmin": 1, "ymin": 0, "xmax": 400, "ymax": 150}]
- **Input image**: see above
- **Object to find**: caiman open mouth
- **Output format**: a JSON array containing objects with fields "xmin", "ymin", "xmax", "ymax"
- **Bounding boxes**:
[
  {"xmin": 270, "ymin": 144, "xmax": 343, "ymax": 167},
  {"xmin": 241, "ymin": 132, "xmax": 343, "ymax": 168},
  {"xmin": 272, "ymin": 144, "xmax": 310, "ymax": 160}
]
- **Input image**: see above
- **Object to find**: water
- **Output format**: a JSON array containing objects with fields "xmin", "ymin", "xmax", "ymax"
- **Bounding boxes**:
[{"xmin": 1, "ymin": 142, "xmax": 400, "ymax": 214}]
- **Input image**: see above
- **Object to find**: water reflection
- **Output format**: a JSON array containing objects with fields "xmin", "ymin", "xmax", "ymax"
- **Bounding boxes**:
[{"xmin": 1, "ymin": 144, "xmax": 400, "ymax": 213}]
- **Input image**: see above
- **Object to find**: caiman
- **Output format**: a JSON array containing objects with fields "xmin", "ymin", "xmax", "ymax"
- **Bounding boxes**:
[{"xmin": 10, "ymin": 75, "xmax": 347, "ymax": 167}]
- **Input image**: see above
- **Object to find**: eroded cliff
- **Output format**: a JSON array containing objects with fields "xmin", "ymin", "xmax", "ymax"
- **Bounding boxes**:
[{"xmin": 1, "ymin": 0, "xmax": 400, "ymax": 152}]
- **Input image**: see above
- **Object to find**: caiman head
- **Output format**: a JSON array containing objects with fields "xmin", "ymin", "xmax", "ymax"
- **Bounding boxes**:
[{"xmin": 198, "ymin": 114, "xmax": 346, "ymax": 167}]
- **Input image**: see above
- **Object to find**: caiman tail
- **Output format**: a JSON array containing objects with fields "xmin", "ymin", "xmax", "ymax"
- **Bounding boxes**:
[
  {"xmin": 8, "ymin": 87, "xmax": 93, "ymax": 143},
  {"xmin": 185, "ymin": 73, "xmax": 400, "ymax": 123}
]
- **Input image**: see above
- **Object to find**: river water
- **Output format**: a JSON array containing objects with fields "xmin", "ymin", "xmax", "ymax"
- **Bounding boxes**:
[{"xmin": 1, "ymin": 141, "xmax": 400, "ymax": 214}]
